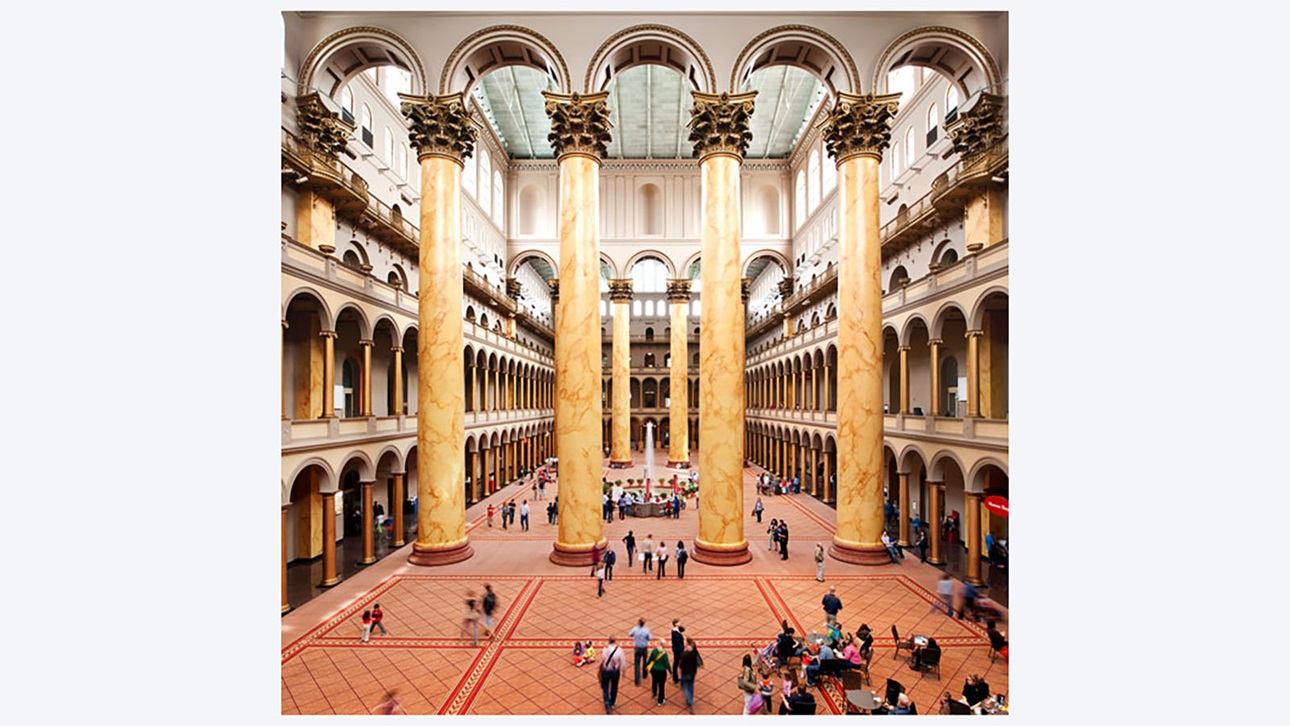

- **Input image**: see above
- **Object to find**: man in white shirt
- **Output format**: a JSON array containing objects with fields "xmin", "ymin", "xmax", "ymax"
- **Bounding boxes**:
[{"xmin": 881, "ymin": 531, "xmax": 902, "ymax": 564}]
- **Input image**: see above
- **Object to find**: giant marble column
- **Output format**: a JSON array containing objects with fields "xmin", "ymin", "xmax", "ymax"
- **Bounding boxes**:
[
  {"xmin": 667, "ymin": 278, "xmax": 691, "ymax": 467},
  {"xmin": 927, "ymin": 480, "xmax": 945, "ymax": 565},
  {"xmin": 391, "ymin": 471, "xmax": 405, "ymax": 547},
  {"xmin": 400, "ymin": 93, "xmax": 476, "ymax": 565},
  {"xmin": 823, "ymin": 92, "xmax": 901, "ymax": 565},
  {"xmin": 608, "ymin": 279, "xmax": 633, "ymax": 468},
  {"xmin": 543, "ymin": 91, "xmax": 612, "ymax": 566},
  {"xmin": 689, "ymin": 91, "xmax": 756, "ymax": 566}
]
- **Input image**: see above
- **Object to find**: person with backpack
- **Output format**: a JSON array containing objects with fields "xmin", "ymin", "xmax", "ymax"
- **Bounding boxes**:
[
  {"xmin": 481, "ymin": 584, "xmax": 498, "ymax": 638},
  {"xmin": 677, "ymin": 637, "xmax": 703, "ymax": 713},
  {"xmin": 675, "ymin": 541, "xmax": 689, "ymax": 579},
  {"xmin": 647, "ymin": 639, "xmax": 672, "ymax": 706},
  {"xmin": 603, "ymin": 547, "xmax": 617, "ymax": 582},
  {"xmin": 599, "ymin": 635, "xmax": 626, "ymax": 713}
]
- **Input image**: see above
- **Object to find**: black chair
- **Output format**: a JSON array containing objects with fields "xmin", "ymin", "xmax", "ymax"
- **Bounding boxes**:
[
  {"xmin": 947, "ymin": 700, "xmax": 973, "ymax": 715},
  {"xmin": 919, "ymin": 642, "xmax": 941, "ymax": 679},
  {"xmin": 788, "ymin": 697, "xmax": 818, "ymax": 715},
  {"xmin": 890, "ymin": 625, "xmax": 916, "ymax": 660},
  {"xmin": 988, "ymin": 628, "xmax": 1008, "ymax": 663},
  {"xmin": 885, "ymin": 679, "xmax": 905, "ymax": 709}
]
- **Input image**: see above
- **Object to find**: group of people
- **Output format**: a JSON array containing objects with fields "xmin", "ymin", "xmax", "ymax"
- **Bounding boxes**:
[
  {"xmin": 608, "ymin": 617, "xmax": 703, "ymax": 713},
  {"xmin": 755, "ymin": 472, "xmax": 799, "ymax": 496},
  {"xmin": 457, "ymin": 584, "xmax": 500, "ymax": 645},
  {"xmin": 766, "ymin": 519, "xmax": 790, "ymax": 559},
  {"xmin": 358, "ymin": 603, "xmax": 388, "ymax": 643},
  {"xmin": 602, "ymin": 488, "xmax": 686, "ymax": 521}
]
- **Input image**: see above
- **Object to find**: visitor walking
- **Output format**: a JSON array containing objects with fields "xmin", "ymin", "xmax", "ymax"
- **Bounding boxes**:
[
  {"xmin": 813, "ymin": 543, "xmax": 825, "ymax": 582},
  {"xmin": 501, "ymin": 500, "xmax": 510, "ymax": 529},
  {"xmin": 596, "ymin": 562, "xmax": 607, "ymax": 597},
  {"xmin": 460, "ymin": 591, "xmax": 481, "ymax": 645},
  {"xmin": 656, "ymin": 542, "xmax": 669, "ymax": 579},
  {"xmin": 678, "ymin": 637, "xmax": 703, "ymax": 712},
  {"xmin": 670, "ymin": 619, "xmax": 685, "ymax": 683},
  {"xmin": 641, "ymin": 534, "xmax": 656, "ymax": 573},
  {"xmin": 360, "ymin": 609, "xmax": 373, "ymax": 643},
  {"xmin": 374, "ymin": 689, "xmax": 404, "ymax": 714},
  {"xmin": 936, "ymin": 572, "xmax": 954, "ymax": 617},
  {"xmin": 675, "ymin": 541, "xmax": 688, "ymax": 578},
  {"xmin": 487, "ymin": 503, "xmax": 495, "ymax": 528},
  {"xmin": 629, "ymin": 618, "xmax": 652, "ymax": 686},
  {"xmin": 647, "ymin": 639, "xmax": 671, "ymax": 705},
  {"xmin": 600, "ymin": 635, "xmax": 626, "ymax": 713},
  {"xmin": 623, "ymin": 530, "xmax": 636, "ymax": 563},
  {"xmin": 752, "ymin": 497, "xmax": 764, "ymax": 523},
  {"xmin": 520, "ymin": 500, "xmax": 530, "ymax": 531},
  {"xmin": 371, "ymin": 602, "xmax": 388, "ymax": 637},
  {"xmin": 821, "ymin": 585, "xmax": 842, "ymax": 626},
  {"xmin": 737, "ymin": 653, "xmax": 758, "ymax": 714},
  {"xmin": 481, "ymin": 584, "xmax": 499, "ymax": 637},
  {"xmin": 603, "ymin": 546, "xmax": 616, "ymax": 581}
]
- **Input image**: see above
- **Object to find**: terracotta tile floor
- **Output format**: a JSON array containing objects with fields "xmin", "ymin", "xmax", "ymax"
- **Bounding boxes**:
[{"xmin": 282, "ymin": 451, "xmax": 1009, "ymax": 715}]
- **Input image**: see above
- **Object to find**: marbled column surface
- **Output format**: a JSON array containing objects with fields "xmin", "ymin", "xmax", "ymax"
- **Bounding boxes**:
[
  {"xmin": 610, "ymin": 299, "xmax": 631, "ymax": 465},
  {"xmin": 668, "ymin": 296, "xmax": 689, "ymax": 466},
  {"xmin": 695, "ymin": 154, "xmax": 750, "ymax": 565},
  {"xmin": 552, "ymin": 154, "xmax": 605, "ymax": 565},
  {"xmin": 410, "ymin": 156, "xmax": 472, "ymax": 566},
  {"xmin": 830, "ymin": 155, "xmax": 887, "ymax": 565}
]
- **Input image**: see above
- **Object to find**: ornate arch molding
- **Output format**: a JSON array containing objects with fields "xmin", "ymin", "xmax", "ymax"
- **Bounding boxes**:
[
  {"xmin": 624, "ymin": 249, "xmax": 678, "ymax": 279},
  {"xmin": 299, "ymin": 26, "xmax": 429, "ymax": 99},
  {"xmin": 872, "ymin": 26, "xmax": 1002, "ymax": 99},
  {"xmin": 440, "ymin": 25, "xmax": 572, "ymax": 95},
  {"xmin": 741, "ymin": 248, "xmax": 791, "ymax": 278},
  {"xmin": 509, "ymin": 249, "xmax": 560, "ymax": 280},
  {"xmin": 731, "ymin": 25, "xmax": 860, "ymax": 95},
  {"xmin": 968, "ymin": 286, "xmax": 1009, "ymax": 330},
  {"xmin": 967, "ymin": 457, "xmax": 1009, "ymax": 493},
  {"xmin": 585, "ymin": 24, "xmax": 716, "ymax": 93}
]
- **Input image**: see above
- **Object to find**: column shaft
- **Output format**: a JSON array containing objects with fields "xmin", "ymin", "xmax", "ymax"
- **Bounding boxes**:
[
  {"xmin": 321, "ymin": 332, "xmax": 336, "ymax": 418},
  {"xmin": 360, "ymin": 481, "xmax": 375, "ymax": 564},
  {"xmin": 965, "ymin": 492, "xmax": 985, "ymax": 586},
  {"xmin": 928, "ymin": 339, "xmax": 941, "ymax": 417},
  {"xmin": 927, "ymin": 482, "xmax": 944, "ymax": 565},
  {"xmin": 392, "ymin": 473, "xmax": 405, "ymax": 547},
  {"xmin": 897, "ymin": 472, "xmax": 910, "ymax": 547},
  {"xmin": 610, "ymin": 295, "xmax": 632, "ymax": 465},
  {"xmin": 898, "ymin": 346, "xmax": 910, "ymax": 414},
  {"xmin": 392, "ymin": 346, "xmax": 404, "ymax": 416},
  {"xmin": 966, "ymin": 330, "xmax": 982, "ymax": 418},
  {"xmin": 668, "ymin": 289, "xmax": 690, "ymax": 467},
  {"xmin": 320, "ymin": 491, "xmax": 339, "ymax": 586}
]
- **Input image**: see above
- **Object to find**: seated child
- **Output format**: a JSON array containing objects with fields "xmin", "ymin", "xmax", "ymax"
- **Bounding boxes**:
[{"xmin": 572, "ymin": 640, "xmax": 587, "ymax": 666}]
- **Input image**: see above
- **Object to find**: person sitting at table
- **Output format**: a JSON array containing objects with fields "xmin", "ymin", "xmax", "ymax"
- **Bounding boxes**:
[
  {"xmin": 854, "ymin": 624, "xmax": 874, "ymax": 657},
  {"xmin": 803, "ymin": 642, "xmax": 836, "ymax": 687},
  {"xmin": 987, "ymin": 623, "xmax": 1009, "ymax": 662},
  {"xmin": 787, "ymin": 684, "xmax": 816, "ymax": 714},
  {"xmin": 908, "ymin": 637, "xmax": 939, "ymax": 671},
  {"xmin": 962, "ymin": 674, "xmax": 991, "ymax": 706},
  {"xmin": 889, "ymin": 693, "xmax": 915, "ymax": 715},
  {"xmin": 836, "ymin": 634, "xmax": 864, "ymax": 672}
]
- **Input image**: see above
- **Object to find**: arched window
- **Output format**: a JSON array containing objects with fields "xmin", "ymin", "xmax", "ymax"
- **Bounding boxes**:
[
  {"xmin": 946, "ymin": 86, "xmax": 960, "ymax": 119},
  {"xmin": 384, "ymin": 127, "xmax": 394, "ymax": 163},
  {"xmin": 342, "ymin": 250, "xmax": 361, "ymax": 268},
  {"xmin": 632, "ymin": 299, "xmax": 642, "ymax": 317},
  {"xmin": 339, "ymin": 87, "xmax": 354, "ymax": 124},
  {"xmin": 397, "ymin": 143, "xmax": 408, "ymax": 180},
  {"xmin": 644, "ymin": 300, "xmax": 656, "ymax": 317},
  {"xmin": 493, "ymin": 170, "xmax": 504, "ymax": 227},
  {"xmin": 891, "ymin": 141, "xmax": 902, "ymax": 177},
  {"xmin": 904, "ymin": 128, "xmax": 916, "ymax": 170},
  {"xmin": 360, "ymin": 105, "xmax": 373, "ymax": 148},
  {"xmin": 630, "ymin": 257, "xmax": 668, "ymax": 293},
  {"xmin": 822, "ymin": 152, "xmax": 837, "ymax": 196},
  {"xmin": 645, "ymin": 328, "xmax": 655, "ymax": 341},
  {"xmin": 690, "ymin": 299, "xmax": 700, "ymax": 317},
  {"xmin": 794, "ymin": 170, "xmax": 806, "ymax": 228},
  {"xmin": 926, "ymin": 103, "xmax": 939, "ymax": 144},
  {"xmin": 477, "ymin": 150, "xmax": 491, "ymax": 211},
  {"xmin": 600, "ymin": 300, "xmax": 608, "ymax": 317},
  {"xmin": 463, "ymin": 145, "xmax": 477, "ymax": 199},
  {"xmin": 807, "ymin": 150, "xmax": 820, "ymax": 212}
]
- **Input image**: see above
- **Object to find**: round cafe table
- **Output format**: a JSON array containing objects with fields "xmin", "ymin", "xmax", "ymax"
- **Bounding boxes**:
[{"xmin": 847, "ymin": 690, "xmax": 882, "ymax": 712}]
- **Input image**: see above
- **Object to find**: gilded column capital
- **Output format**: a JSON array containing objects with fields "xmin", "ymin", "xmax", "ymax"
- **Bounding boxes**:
[
  {"xmin": 928, "ymin": 338, "xmax": 943, "ymax": 347},
  {"xmin": 777, "ymin": 277, "xmax": 795, "ymax": 299},
  {"xmin": 390, "ymin": 346, "xmax": 403, "ymax": 354},
  {"xmin": 820, "ymin": 91, "xmax": 901, "ymax": 164},
  {"xmin": 506, "ymin": 277, "xmax": 523, "ymax": 300},
  {"xmin": 897, "ymin": 345, "xmax": 911, "ymax": 353},
  {"xmin": 927, "ymin": 479, "xmax": 945, "ymax": 489},
  {"xmin": 966, "ymin": 329, "xmax": 984, "ymax": 339},
  {"xmin": 542, "ymin": 91, "xmax": 613, "ymax": 162},
  {"xmin": 964, "ymin": 490, "xmax": 984, "ymax": 500},
  {"xmin": 666, "ymin": 278, "xmax": 692, "ymax": 303},
  {"xmin": 688, "ymin": 91, "xmax": 756, "ymax": 162},
  {"xmin": 319, "ymin": 330, "xmax": 338, "ymax": 340},
  {"xmin": 400, "ymin": 92, "xmax": 478, "ymax": 165},
  {"xmin": 358, "ymin": 339, "xmax": 374, "ymax": 348},
  {"xmin": 947, "ymin": 93, "xmax": 1006, "ymax": 160},
  {"xmin": 740, "ymin": 277, "xmax": 751, "ymax": 303},
  {"xmin": 608, "ymin": 278, "xmax": 634, "ymax": 302},
  {"xmin": 548, "ymin": 278, "xmax": 560, "ymax": 302},
  {"xmin": 296, "ymin": 92, "xmax": 354, "ymax": 159}
]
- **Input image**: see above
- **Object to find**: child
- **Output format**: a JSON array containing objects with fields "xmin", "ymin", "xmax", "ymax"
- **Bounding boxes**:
[
  {"xmin": 487, "ymin": 504, "xmax": 495, "ymax": 528},
  {"xmin": 573, "ymin": 640, "xmax": 587, "ymax": 666},
  {"xmin": 583, "ymin": 640, "xmax": 598, "ymax": 665},
  {"xmin": 758, "ymin": 669, "xmax": 775, "ymax": 713}
]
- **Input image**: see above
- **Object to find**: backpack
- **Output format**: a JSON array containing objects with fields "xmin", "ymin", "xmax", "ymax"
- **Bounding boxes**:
[{"xmin": 482, "ymin": 592, "xmax": 496, "ymax": 613}]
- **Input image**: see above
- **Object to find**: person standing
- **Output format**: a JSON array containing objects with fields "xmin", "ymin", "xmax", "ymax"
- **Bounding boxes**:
[
  {"xmin": 985, "ymin": 530, "xmax": 996, "ymax": 569},
  {"xmin": 629, "ymin": 618, "xmax": 652, "ymax": 687},
  {"xmin": 767, "ymin": 519, "xmax": 779, "ymax": 551},
  {"xmin": 678, "ymin": 637, "xmax": 702, "ymax": 713},
  {"xmin": 813, "ymin": 543, "xmax": 825, "ymax": 582},
  {"xmin": 370, "ymin": 603, "xmax": 388, "ymax": 637},
  {"xmin": 486, "ymin": 503, "xmax": 495, "ymax": 528},
  {"xmin": 501, "ymin": 500, "xmax": 510, "ymax": 529},
  {"xmin": 603, "ymin": 546, "xmax": 616, "ymax": 582},
  {"xmin": 737, "ymin": 653, "xmax": 758, "ymax": 714},
  {"xmin": 360, "ymin": 609, "xmax": 374, "ymax": 643},
  {"xmin": 460, "ymin": 592, "xmax": 481, "ymax": 645},
  {"xmin": 778, "ymin": 521, "xmax": 790, "ymax": 559},
  {"xmin": 917, "ymin": 530, "xmax": 929, "ymax": 563},
  {"xmin": 752, "ymin": 497, "xmax": 764, "ymax": 523},
  {"xmin": 641, "ymin": 534, "xmax": 656, "ymax": 573},
  {"xmin": 647, "ymin": 639, "xmax": 671, "ymax": 706},
  {"xmin": 481, "ymin": 584, "xmax": 498, "ymax": 638},
  {"xmin": 656, "ymin": 542, "xmax": 669, "ymax": 579},
  {"xmin": 596, "ymin": 562, "xmax": 607, "ymax": 597},
  {"xmin": 821, "ymin": 586, "xmax": 842, "ymax": 626},
  {"xmin": 538, "ymin": 478, "xmax": 546, "ymax": 500},
  {"xmin": 590, "ymin": 544, "xmax": 602, "ymax": 577},
  {"xmin": 600, "ymin": 635, "xmax": 626, "ymax": 713},
  {"xmin": 623, "ymin": 530, "xmax": 637, "ymax": 564},
  {"xmin": 675, "ymin": 541, "xmax": 688, "ymax": 579},
  {"xmin": 520, "ymin": 500, "xmax": 530, "ymax": 531},
  {"xmin": 670, "ymin": 619, "xmax": 685, "ymax": 683}
]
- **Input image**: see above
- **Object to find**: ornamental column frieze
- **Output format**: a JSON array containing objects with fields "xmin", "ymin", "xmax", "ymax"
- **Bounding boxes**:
[
  {"xmin": 544, "ymin": 91, "xmax": 612, "ymax": 566},
  {"xmin": 689, "ymin": 91, "xmax": 756, "ymax": 566},
  {"xmin": 608, "ymin": 278, "xmax": 633, "ymax": 468},
  {"xmin": 667, "ymin": 278, "xmax": 692, "ymax": 468},
  {"xmin": 821, "ymin": 91, "xmax": 901, "ymax": 566},
  {"xmin": 400, "ymin": 92, "xmax": 478, "ymax": 566}
]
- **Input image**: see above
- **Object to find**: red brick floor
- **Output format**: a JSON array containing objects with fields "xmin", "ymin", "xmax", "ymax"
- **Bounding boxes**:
[{"xmin": 282, "ymin": 450, "xmax": 1008, "ymax": 715}]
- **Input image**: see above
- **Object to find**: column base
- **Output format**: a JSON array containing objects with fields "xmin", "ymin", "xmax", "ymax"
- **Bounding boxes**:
[
  {"xmin": 407, "ymin": 540, "xmax": 474, "ymax": 566},
  {"xmin": 320, "ymin": 576, "xmax": 340, "ymax": 587},
  {"xmin": 608, "ymin": 460, "xmax": 632, "ymax": 469},
  {"xmin": 549, "ymin": 539, "xmax": 607, "ymax": 567},
  {"xmin": 828, "ymin": 539, "xmax": 892, "ymax": 566},
  {"xmin": 358, "ymin": 556, "xmax": 376, "ymax": 565},
  {"xmin": 927, "ymin": 556, "xmax": 946, "ymax": 566},
  {"xmin": 281, "ymin": 603, "xmax": 292, "ymax": 615},
  {"xmin": 690, "ymin": 540, "xmax": 751, "ymax": 566},
  {"xmin": 667, "ymin": 460, "xmax": 690, "ymax": 469}
]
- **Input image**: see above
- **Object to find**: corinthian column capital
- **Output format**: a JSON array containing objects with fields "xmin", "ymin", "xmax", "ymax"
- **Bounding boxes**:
[
  {"xmin": 688, "ymin": 91, "xmax": 757, "ymax": 162},
  {"xmin": 666, "ymin": 278, "xmax": 692, "ymax": 303},
  {"xmin": 400, "ymin": 92, "xmax": 478, "ymax": 165},
  {"xmin": 296, "ymin": 92, "xmax": 354, "ymax": 159},
  {"xmin": 543, "ymin": 91, "xmax": 613, "ymax": 162},
  {"xmin": 820, "ymin": 91, "xmax": 901, "ymax": 164},
  {"xmin": 947, "ymin": 93, "xmax": 1007, "ymax": 160},
  {"xmin": 608, "ymin": 278, "xmax": 634, "ymax": 302}
]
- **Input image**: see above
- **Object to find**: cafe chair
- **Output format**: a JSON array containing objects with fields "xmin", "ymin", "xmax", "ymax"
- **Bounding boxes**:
[
  {"xmin": 885, "ymin": 678, "xmax": 905, "ymax": 709},
  {"xmin": 919, "ymin": 644, "xmax": 941, "ymax": 679},
  {"xmin": 840, "ymin": 670, "xmax": 867, "ymax": 693},
  {"xmin": 789, "ymin": 699, "xmax": 817, "ymax": 715},
  {"xmin": 890, "ymin": 625, "xmax": 916, "ymax": 660},
  {"xmin": 947, "ymin": 699, "xmax": 973, "ymax": 715},
  {"xmin": 988, "ymin": 629, "xmax": 1009, "ymax": 663}
]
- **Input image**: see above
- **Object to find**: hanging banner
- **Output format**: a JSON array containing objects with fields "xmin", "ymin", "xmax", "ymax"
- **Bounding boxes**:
[{"xmin": 983, "ymin": 495, "xmax": 1009, "ymax": 517}]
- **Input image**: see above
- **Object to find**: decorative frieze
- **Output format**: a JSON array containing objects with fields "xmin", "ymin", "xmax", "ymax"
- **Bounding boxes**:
[
  {"xmin": 820, "ymin": 92, "xmax": 901, "ymax": 163},
  {"xmin": 542, "ymin": 91, "xmax": 613, "ymax": 161},
  {"xmin": 400, "ymin": 92, "xmax": 478, "ymax": 164},
  {"xmin": 688, "ymin": 91, "xmax": 757, "ymax": 161}
]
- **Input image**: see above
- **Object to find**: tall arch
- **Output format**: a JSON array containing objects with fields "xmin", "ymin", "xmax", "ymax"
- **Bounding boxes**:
[
  {"xmin": 585, "ymin": 24, "xmax": 716, "ymax": 93},
  {"xmin": 741, "ymin": 248, "xmax": 791, "ymax": 277},
  {"xmin": 298, "ymin": 26, "xmax": 428, "ymax": 100},
  {"xmin": 624, "ymin": 250, "xmax": 678, "ymax": 279},
  {"xmin": 439, "ymin": 25, "xmax": 572, "ymax": 95},
  {"xmin": 872, "ymin": 26, "xmax": 1003, "ymax": 99},
  {"xmin": 731, "ymin": 25, "xmax": 860, "ymax": 95}
]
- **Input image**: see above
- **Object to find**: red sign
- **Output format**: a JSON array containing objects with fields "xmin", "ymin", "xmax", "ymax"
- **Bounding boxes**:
[{"xmin": 983, "ymin": 495, "xmax": 1009, "ymax": 517}]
